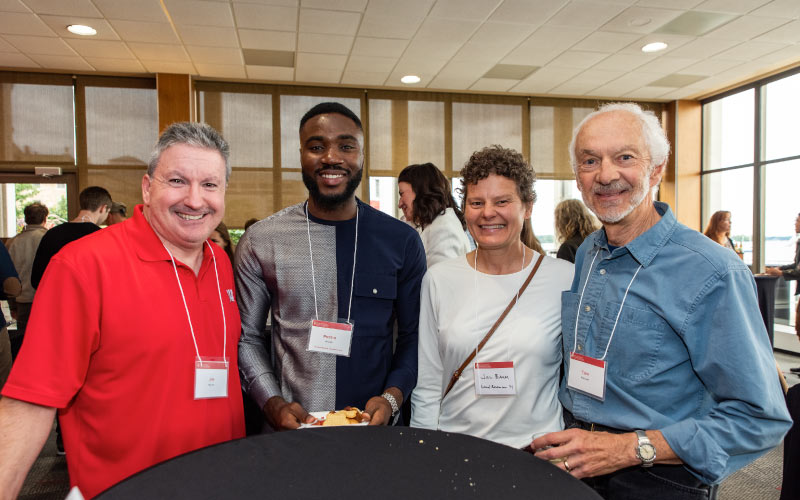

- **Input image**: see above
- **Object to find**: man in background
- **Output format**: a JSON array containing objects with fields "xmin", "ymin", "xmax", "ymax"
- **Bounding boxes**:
[
  {"xmin": 0, "ymin": 245, "xmax": 19, "ymax": 391},
  {"xmin": 105, "ymin": 201, "xmax": 127, "ymax": 226},
  {"xmin": 5, "ymin": 203, "xmax": 48, "ymax": 350},
  {"xmin": 765, "ymin": 211, "xmax": 800, "ymax": 372}
]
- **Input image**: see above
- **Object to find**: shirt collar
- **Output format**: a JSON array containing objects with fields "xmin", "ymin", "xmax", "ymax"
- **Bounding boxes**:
[
  {"xmin": 129, "ymin": 204, "xmax": 213, "ymax": 271},
  {"xmin": 591, "ymin": 201, "xmax": 677, "ymax": 267}
]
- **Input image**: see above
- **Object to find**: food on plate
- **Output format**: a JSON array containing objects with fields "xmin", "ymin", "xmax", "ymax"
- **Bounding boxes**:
[{"xmin": 321, "ymin": 407, "xmax": 364, "ymax": 426}]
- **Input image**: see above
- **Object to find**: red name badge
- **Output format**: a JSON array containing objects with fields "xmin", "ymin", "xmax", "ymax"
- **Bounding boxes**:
[
  {"xmin": 567, "ymin": 352, "xmax": 606, "ymax": 401},
  {"xmin": 308, "ymin": 319, "xmax": 354, "ymax": 356}
]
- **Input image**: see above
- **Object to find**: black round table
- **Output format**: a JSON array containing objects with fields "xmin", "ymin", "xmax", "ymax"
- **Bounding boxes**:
[
  {"xmin": 754, "ymin": 274, "xmax": 780, "ymax": 346},
  {"xmin": 99, "ymin": 427, "xmax": 601, "ymax": 499}
]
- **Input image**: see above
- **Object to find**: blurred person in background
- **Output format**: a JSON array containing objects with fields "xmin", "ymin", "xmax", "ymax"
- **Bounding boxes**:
[
  {"xmin": 105, "ymin": 202, "xmax": 127, "ymax": 226},
  {"xmin": 398, "ymin": 162, "xmax": 471, "ymax": 268},
  {"xmin": 765, "ymin": 212, "xmax": 800, "ymax": 372},
  {"xmin": 704, "ymin": 210, "xmax": 738, "ymax": 252},
  {"xmin": 210, "ymin": 222, "xmax": 235, "ymax": 266},
  {"xmin": 411, "ymin": 145, "xmax": 573, "ymax": 447},
  {"xmin": 554, "ymin": 199, "xmax": 599, "ymax": 263},
  {"xmin": 0, "ymin": 245, "xmax": 20, "ymax": 390}
]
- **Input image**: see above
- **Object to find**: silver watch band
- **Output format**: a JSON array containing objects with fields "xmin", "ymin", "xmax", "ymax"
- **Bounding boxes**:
[{"xmin": 381, "ymin": 392, "xmax": 399, "ymax": 416}]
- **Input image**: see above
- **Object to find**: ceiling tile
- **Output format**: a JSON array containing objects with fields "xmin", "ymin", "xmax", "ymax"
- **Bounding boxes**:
[
  {"xmin": 402, "ymin": 38, "xmax": 462, "ymax": 60},
  {"xmin": 428, "ymin": 75, "xmax": 476, "ymax": 90},
  {"xmin": 713, "ymin": 40, "xmax": 787, "ymax": 60},
  {"xmin": 437, "ymin": 59, "xmax": 494, "ymax": 80},
  {"xmin": 649, "ymin": 73, "xmax": 706, "ymax": 86},
  {"xmin": 592, "ymin": 52, "xmax": 651, "ymax": 70},
  {"xmin": 29, "ymin": 53, "xmax": 93, "ymax": 70},
  {"xmin": 634, "ymin": 55, "xmax": 694, "ymax": 74},
  {"xmin": 345, "ymin": 55, "xmax": 396, "ymax": 73},
  {"xmin": 588, "ymin": 71, "xmax": 666, "ymax": 96},
  {"xmin": 704, "ymin": 15, "xmax": 788, "ymax": 40},
  {"xmin": 754, "ymin": 43, "xmax": 800, "ymax": 65},
  {"xmin": 186, "ymin": 45, "xmax": 243, "ymax": 64},
  {"xmin": 358, "ymin": 14, "xmax": 423, "ymax": 38},
  {"xmin": 490, "ymin": 0, "xmax": 565, "ymax": 25},
  {"xmin": 392, "ymin": 56, "xmax": 446, "ymax": 74},
  {"xmin": 0, "ymin": 12, "xmax": 55, "ymax": 36},
  {"xmin": 39, "ymin": 16, "xmax": 118, "ymax": 39},
  {"xmin": 546, "ymin": 1, "xmax": 629, "ymax": 29},
  {"xmin": 299, "ymin": 8, "xmax": 361, "ymax": 35},
  {"xmin": 654, "ymin": 10, "xmax": 736, "ymax": 36},
  {"xmin": 571, "ymin": 31, "xmax": 641, "ymax": 52},
  {"xmin": 351, "ymin": 37, "xmax": 408, "ymax": 57},
  {"xmin": 245, "ymin": 65, "xmax": 294, "ymax": 80},
  {"xmin": 140, "ymin": 59, "xmax": 196, "ymax": 73},
  {"xmin": 452, "ymin": 41, "xmax": 517, "ymax": 63},
  {"xmin": 549, "ymin": 80, "xmax": 599, "ymax": 96},
  {"xmin": 230, "ymin": 0, "xmax": 297, "ymax": 5},
  {"xmin": 601, "ymin": 6, "xmax": 686, "ymax": 34},
  {"xmin": 415, "ymin": 18, "xmax": 480, "ymax": 43},
  {"xmin": 65, "ymin": 39, "xmax": 134, "ymax": 58},
  {"xmin": 0, "ymin": 52, "xmax": 39, "ymax": 67},
  {"xmin": 295, "ymin": 66, "xmax": 343, "ymax": 83},
  {"xmin": 94, "ymin": 0, "xmax": 168, "ymax": 23},
  {"xmin": 109, "ymin": 20, "xmax": 178, "ymax": 43},
  {"xmin": 233, "ymin": 3, "xmax": 297, "ymax": 31},
  {"xmin": 430, "ymin": 0, "xmax": 501, "ymax": 21},
  {"xmin": 340, "ymin": 70, "xmax": 389, "ymax": 85},
  {"xmin": 364, "ymin": 0, "xmax": 434, "ymax": 18},
  {"xmin": 178, "ymin": 25, "xmax": 239, "ymax": 47},
  {"xmin": 195, "ymin": 63, "xmax": 247, "ymax": 78},
  {"xmin": 624, "ymin": 85, "xmax": 673, "ymax": 98},
  {"xmin": 502, "ymin": 26, "xmax": 594, "ymax": 66},
  {"xmin": 470, "ymin": 78, "xmax": 518, "ymax": 92},
  {"xmin": 164, "ymin": 0, "xmax": 234, "ymax": 27},
  {"xmin": 128, "ymin": 42, "xmax": 190, "ymax": 61},
  {"xmin": 635, "ymin": 0, "xmax": 704, "ymax": 8},
  {"xmin": 469, "ymin": 21, "xmax": 536, "ymax": 47},
  {"xmin": 565, "ymin": 68, "xmax": 625, "ymax": 87},
  {"xmin": 24, "ymin": 0, "xmax": 102, "ymax": 17},
  {"xmin": 0, "ymin": 0, "xmax": 30, "ymax": 13},
  {"xmin": 755, "ymin": 19, "xmax": 800, "ymax": 43},
  {"xmin": 300, "ymin": 0, "xmax": 367, "ymax": 12},
  {"xmin": 298, "ymin": 33, "xmax": 353, "ymax": 54},
  {"xmin": 239, "ymin": 29, "xmax": 296, "ymax": 51},
  {"xmin": 693, "ymin": 0, "xmax": 772, "ymax": 14},
  {"xmin": 657, "ymin": 87, "xmax": 702, "ymax": 100},
  {"xmin": 296, "ymin": 52, "xmax": 347, "ymax": 71},
  {"xmin": 749, "ymin": 0, "xmax": 800, "ymax": 18},
  {"xmin": 664, "ymin": 37, "xmax": 736, "ymax": 58},
  {"xmin": 678, "ymin": 57, "xmax": 743, "ymax": 75},
  {"xmin": 511, "ymin": 66, "xmax": 582, "ymax": 92},
  {"xmin": 84, "ymin": 57, "xmax": 146, "ymax": 73},
  {"xmin": 3, "ymin": 34, "xmax": 74, "ymax": 55},
  {"xmin": 242, "ymin": 48, "xmax": 293, "ymax": 66},
  {"xmin": 547, "ymin": 50, "xmax": 610, "ymax": 68},
  {"xmin": 386, "ymin": 68, "xmax": 437, "ymax": 86},
  {"xmin": 0, "ymin": 37, "xmax": 18, "ymax": 52},
  {"xmin": 618, "ymin": 33, "xmax": 694, "ymax": 55}
]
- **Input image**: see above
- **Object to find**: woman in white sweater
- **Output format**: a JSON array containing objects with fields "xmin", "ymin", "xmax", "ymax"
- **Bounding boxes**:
[
  {"xmin": 410, "ymin": 146, "xmax": 573, "ymax": 449},
  {"xmin": 397, "ymin": 163, "xmax": 471, "ymax": 268}
]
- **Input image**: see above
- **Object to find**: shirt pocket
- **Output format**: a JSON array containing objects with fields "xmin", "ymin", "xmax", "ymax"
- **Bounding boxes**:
[
  {"xmin": 602, "ymin": 301, "xmax": 668, "ymax": 382},
  {"xmin": 352, "ymin": 271, "xmax": 397, "ymax": 337}
]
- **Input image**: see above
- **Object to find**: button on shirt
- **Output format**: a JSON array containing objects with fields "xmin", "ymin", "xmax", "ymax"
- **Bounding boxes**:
[{"xmin": 559, "ymin": 201, "xmax": 791, "ymax": 484}]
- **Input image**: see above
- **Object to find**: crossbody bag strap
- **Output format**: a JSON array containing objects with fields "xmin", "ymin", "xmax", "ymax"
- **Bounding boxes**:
[{"xmin": 441, "ymin": 253, "xmax": 545, "ymax": 399}]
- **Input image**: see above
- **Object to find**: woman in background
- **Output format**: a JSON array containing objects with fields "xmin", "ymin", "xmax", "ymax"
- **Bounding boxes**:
[
  {"xmin": 704, "ymin": 210, "xmax": 736, "ymax": 251},
  {"xmin": 554, "ymin": 199, "xmax": 598, "ymax": 263},
  {"xmin": 411, "ymin": 146, "xmax": 572, "ymax": 448},
  {"xmin": 210, "ymin": 222, "xmax": 235, "ymax": 266},
  {"xmin": 398, "ymin": 163, "xmax": 471, "ymax": 268}
]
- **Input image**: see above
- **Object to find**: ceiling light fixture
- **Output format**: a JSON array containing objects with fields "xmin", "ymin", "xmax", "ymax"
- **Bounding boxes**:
[
  {"xmin": 401, "ymin": 75, "xmax": 421, "ymax": 84},
  {"xmin": 67, "ymin": 24, "xmax": 97, "ymax": 36},
  {"xmin": 642, "ymin": 42, "xmax": 668, "ymax": 53},
  {"xmin": 628, "ymin": 17, "xmax": 651, "ymax": 27}
]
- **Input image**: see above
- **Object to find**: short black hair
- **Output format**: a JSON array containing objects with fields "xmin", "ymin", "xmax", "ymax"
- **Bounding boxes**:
[
  {"xmin": 299, "ymin": 102, "xmax": 362, "ymax": 133},
  {"xmin": 79, "ymin": 186, "xmax": 112, "ymax": 212}
]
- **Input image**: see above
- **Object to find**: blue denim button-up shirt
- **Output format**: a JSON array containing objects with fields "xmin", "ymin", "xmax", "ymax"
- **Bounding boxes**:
[{"xmin": 559, "ymin": 201, "xmax": 791, "ymax": 484}]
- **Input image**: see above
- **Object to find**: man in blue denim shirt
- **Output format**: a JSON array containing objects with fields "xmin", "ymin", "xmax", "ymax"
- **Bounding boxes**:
[{"xmin": 533, "ymin": 103, "xmax": 791, "ymax": 499}]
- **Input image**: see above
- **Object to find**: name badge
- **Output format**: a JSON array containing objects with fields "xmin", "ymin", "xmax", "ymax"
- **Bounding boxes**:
[
  {"xmin": 308, "ymin": 319, "xmax": 353, "ymax": 356},
  {"xmin": 194, "ymin": 356, "xmax": 229, "ymax": 399},
  {"xmin": 567, "ymin": 352, "xmax": 606, "ymax": 401},
  {"xmin": 474, "ymin": 361, "xmax": 516, "ymax": 396}
]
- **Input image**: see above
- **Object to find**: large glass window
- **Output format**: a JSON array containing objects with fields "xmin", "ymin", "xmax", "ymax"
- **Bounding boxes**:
[
  {"xmin": 701, "ymin": 167, "xmax": 754, "ymax": 265},
  {"xmin": 702, "ymin": 89, "xmax": 754, "ymax": 171},
  {"xmin": 764, "ymin": 73, "xmax": 800, "ymax": 161}
]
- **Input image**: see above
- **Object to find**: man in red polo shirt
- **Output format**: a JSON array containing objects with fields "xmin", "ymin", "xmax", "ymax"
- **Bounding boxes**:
[{"xmin": 0, "ymin": 122, "xmax": 245, "ymax": 499}]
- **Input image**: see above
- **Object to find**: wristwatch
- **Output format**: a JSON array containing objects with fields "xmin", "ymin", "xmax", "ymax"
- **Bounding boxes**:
[
  {"xmin": 381, "ymin": 392, "xmax": 399, "ymax": 416},
  {"xmin": 635, "ymin": 430, "xmax": 656, "ymax": 467}
]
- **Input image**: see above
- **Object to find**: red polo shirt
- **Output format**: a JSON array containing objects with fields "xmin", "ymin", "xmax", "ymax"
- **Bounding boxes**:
[{"xmin": 3, "ymin": 205, "xmax": 245, "ymax": 498}]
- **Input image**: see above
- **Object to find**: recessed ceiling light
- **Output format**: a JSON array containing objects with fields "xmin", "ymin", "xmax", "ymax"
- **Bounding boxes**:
[
  {"xmin": 628, "ymin": 17, "xmax": 651, "ymax": 27},
  {"xmin": 401, "ymin": 75, "xmax": 421, "ymax": 84},
  {"xmin": 642, "ymin": 42, "xmax": 668, "ymax": 53},
  {"xmin": 67, "ymin": 24, "xmax": 97, "ymax": 36}
]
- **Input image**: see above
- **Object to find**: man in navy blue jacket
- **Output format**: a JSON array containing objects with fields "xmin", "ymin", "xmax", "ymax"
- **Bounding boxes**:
[{"xmin": 237, "ymin": 102, "xmax": 426, "ymax": 430}]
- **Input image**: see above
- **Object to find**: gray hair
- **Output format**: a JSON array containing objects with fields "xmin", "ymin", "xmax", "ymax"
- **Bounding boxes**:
[
  {"xmin": 148, "ymin": 122, "xmax": 231, "ymax": 182},
  {"xmin": 568, "ymin": 102, "xmax": 670, "ymax": 176}
]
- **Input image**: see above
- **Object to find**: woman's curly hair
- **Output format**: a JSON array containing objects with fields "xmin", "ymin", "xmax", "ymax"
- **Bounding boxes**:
[
  {"xmin": 458, "ymin": 145, "xmax": 542, "ymax": 253},
  {"xmin": 398, "ymin": 163, "xmax": 465, "ymax": 231},
  {"xmin": 555, "ymin": 199, "xmax": 599, "ymax": 244}
]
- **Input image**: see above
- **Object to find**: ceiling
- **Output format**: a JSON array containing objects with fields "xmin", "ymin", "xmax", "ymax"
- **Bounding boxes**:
[{"xmin": 1, "ymin": 0, "xmax": 799, "ymax": 101}]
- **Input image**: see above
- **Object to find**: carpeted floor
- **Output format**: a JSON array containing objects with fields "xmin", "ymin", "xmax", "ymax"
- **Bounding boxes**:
[{"xmin": 17, "ymin": 358, "xmax": 800, "ymax": 500}]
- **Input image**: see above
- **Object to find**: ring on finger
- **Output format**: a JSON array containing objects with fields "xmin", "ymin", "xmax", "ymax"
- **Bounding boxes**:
[{"xmin": 564, "ymin": 459, "xmax": 572, "ymax": 472}]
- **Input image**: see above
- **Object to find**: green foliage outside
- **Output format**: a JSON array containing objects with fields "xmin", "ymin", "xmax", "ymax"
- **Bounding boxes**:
[
  {"xmin": 13, "ymin": 183, "xmax": 68, "ymax": 233},
  {"xmin": 229, "ymin": 229, "xmax": 244, "ymax": 247}
]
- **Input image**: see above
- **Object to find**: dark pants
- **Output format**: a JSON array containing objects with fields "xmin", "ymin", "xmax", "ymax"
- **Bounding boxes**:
[
  {"xmin": 781, "ymin": 384, "xmax": 800, "ymax": 500},
  {"xmin": 563, "ymin": 410, "xmax": 717, "ymax": 500}
]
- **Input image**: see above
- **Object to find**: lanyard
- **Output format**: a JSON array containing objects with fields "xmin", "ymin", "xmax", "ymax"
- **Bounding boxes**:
[
  {"xmin": 164, "ymin": 241, "xmax": 228, "ymax": 360},
  {"xmin": 305, "ymin": 202, "xmax": 359, "ymax": 323},
  {"xmin": 472, "ymin": 245, "xmax": 526, "ymax": 362},
  {"xmin": 572, "ymin": 247, "xmax": 642, "ymax": 361}
]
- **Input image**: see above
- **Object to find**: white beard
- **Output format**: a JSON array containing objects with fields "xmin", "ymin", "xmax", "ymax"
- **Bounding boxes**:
[{"xmin": 583, "ymin": 178, "xmax": 651, "ymax": 224}]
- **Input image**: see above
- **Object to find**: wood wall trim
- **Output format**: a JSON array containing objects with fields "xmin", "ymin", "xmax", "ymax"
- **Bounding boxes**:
[{"xmin": 157, "ymin": 73, "xmax": 192, "ymax": 132}]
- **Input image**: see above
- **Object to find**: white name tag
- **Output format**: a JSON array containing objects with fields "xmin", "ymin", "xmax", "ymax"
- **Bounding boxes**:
[
  {"xmin": 567, "ymin": 352, "xmax": 606, "ymax": 401},
  {"xmin": 194, "ymin": 357, "xmax": 229, "ymax": 399},
  {"xmin": 474, "ymin": 361, "xmax": 516, "ymax": 396},
  {"xmin": 308, "ymin": 319, "xmax": 353, "ymax": 356}
]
